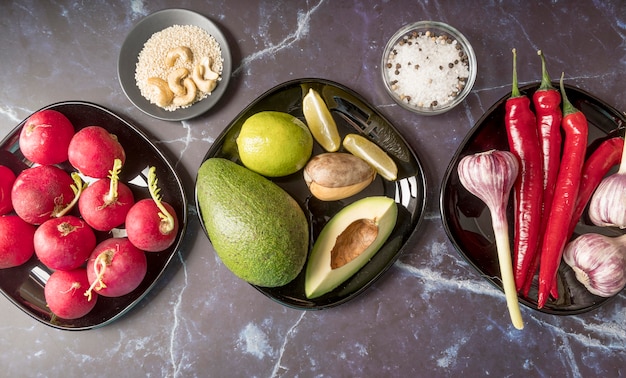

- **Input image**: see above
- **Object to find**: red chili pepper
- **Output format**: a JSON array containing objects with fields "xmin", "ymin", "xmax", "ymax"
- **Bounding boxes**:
[
  {"xmin": 504, "ymin": 49, "xmax": 544, "ymax": 293},
  {"xmin": 521, "ymin": 137, "xmax": 620, "ymax": 299},
  {"xmin": 537, "ymin": 74, "xmax": 589, "ymax": 309},
  {"xmin": 567, "ymin": 137, "xmax": 624, "ymax": 236},
  {"xmin": 519, "ymin": 50, "xmax": 562, "ymax": 295}
]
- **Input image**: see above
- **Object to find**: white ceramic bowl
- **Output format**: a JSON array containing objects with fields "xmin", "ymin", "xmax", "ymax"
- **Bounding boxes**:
[{"xmin": 381, "ymin": 21, "xmax": 477, "ymax": 115}]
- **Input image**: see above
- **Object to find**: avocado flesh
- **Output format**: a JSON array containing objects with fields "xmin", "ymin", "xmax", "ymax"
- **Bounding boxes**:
[
  {"xmin": 196, "ymin": 158, "xmax": 309, "ymax": 287},
  {"xmin": 305, "ymin": 196, "xmax": 398, "ymax": 299}
]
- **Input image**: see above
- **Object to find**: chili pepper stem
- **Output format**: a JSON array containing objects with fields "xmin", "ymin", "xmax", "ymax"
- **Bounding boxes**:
[
  {"xmin": 560, "ymin": 72, "xmax": 576, "ymax": 117},
  {"xmin": 511, "ymin": 48, "xmax": 521, "ymax": 98},
  {"xmin": 618, "ymin": 130, "xmax": 626, "ymax": 174},
  {"xmin": 537, "ymin": 50, "xmax": 554, "ymax": 91}
]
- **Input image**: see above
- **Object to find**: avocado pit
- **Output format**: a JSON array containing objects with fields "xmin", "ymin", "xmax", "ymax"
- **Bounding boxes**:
[{"xmin": 331, "ymin": 218, "xmax": 378, "ymax": 269}]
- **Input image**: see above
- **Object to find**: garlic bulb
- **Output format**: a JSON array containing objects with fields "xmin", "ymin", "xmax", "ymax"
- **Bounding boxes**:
[
  {"xmin": 588, "ymin": 176, "xmax": 626, "ymax": 228},
  {"xmin": 588, "ymin": 133, "xmax": 626, "ymax": 228},
  {"xmin": 457, "ymin": 149, "xmax": 523, "ymax": 330},
  {"xmin": 562, "ymin": 233, "xmax": 626, "ymax": 297}
]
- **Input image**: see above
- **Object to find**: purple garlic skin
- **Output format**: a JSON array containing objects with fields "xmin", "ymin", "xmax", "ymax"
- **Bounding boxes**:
[
  {"xmin": 563, "ymin": 233, "xmax": 626, "ymax": 297},
  {"xmin": 457, "ymin": 149, "xmax": 519, "ymax": 212},
  {"xmin": 588, "ymin": 174, "xmax": 626, "ymax": 229}
]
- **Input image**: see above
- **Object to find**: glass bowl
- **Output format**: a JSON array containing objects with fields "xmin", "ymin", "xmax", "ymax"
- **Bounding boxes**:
[{"xmin": 381, "ymin": 21, "xmax": 477, "ymax": 115}]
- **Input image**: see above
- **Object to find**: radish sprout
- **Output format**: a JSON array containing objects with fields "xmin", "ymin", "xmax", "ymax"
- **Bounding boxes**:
[
  {"xmin": 56, "ymin": 172, "xmax": 87, "ymax": 218},
  {"xmin": 102, "ymin": 158, "xmax": 123, "ymax": 207},
  {"xmin": 148, "ymin": 166, "xmax": 175, "ymax": 235}
]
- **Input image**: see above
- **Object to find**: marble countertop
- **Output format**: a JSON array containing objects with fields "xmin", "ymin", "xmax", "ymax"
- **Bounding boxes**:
[{"xmin": 1, "ymin": 0, "xmax": 625, "ymax": 376}]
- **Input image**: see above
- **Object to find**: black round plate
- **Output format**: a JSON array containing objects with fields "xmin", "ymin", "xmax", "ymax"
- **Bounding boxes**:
[
  {"xmin": 195, "ymin": 78, "xmax": 427, "ymax": 310},
  {"xmin": 440, "ymin": 83, "xmax": 625, "ymax": 315},
  {"xmin": 0, "ymin": 101, "xmax": 188, "ymax": 330}
]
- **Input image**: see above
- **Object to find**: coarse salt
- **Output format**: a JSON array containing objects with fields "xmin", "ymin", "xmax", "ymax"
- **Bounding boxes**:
[{"xmin": 385, "ymin": 30, "xmax": 470, "ymax": 110}]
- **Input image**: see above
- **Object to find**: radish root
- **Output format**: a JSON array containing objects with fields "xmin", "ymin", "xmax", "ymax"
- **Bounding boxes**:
[
  {"xmin": 84, "ymin": 251, "xmax": 112, "ymax": 301},
  {"xmin": 60, "ymin": 282, "xmax": 82, "ymax": 295}
]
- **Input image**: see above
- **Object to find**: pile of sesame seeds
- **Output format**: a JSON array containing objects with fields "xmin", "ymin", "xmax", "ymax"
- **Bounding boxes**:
[{"xmin": 135, "ymin": 25, "xmax": 223, "ymax": 111}]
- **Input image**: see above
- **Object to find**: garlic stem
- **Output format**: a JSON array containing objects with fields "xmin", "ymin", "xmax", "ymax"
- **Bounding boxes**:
[
  {"xmin": 457, "ymin": 150, "xmax": 524, "ymax": 330},
  {"xmin": 493, "ymin": 218, "xmax": 524, "ymax": 330}
]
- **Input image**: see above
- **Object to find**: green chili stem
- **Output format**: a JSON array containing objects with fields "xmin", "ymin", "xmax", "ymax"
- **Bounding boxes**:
[
  {"xmin": 537, "ymin": 50, "xmax": 555, "ymax": 92},
  {"xmin": 511, "ymin": 48, "xmax": 521, "ymax": 98},
  {"xmin": 559, "ymin": 72, "xmax": 577, "ymax": 117}
]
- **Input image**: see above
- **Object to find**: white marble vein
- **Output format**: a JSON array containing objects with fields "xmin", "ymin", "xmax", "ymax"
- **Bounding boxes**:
[
  {"xmin": 233, "ymin": 0, "xmax": 326, "ymax": 77},
  {"xmin": 130, "ymin": 0, "xmax": 148, "ymax": 18},
  {"xmin": 436, "ymin": 335, "xmax": 469, "ymax": 369},
  {"xmin": 270, "ymin": 311, "xmax": 306, "ymax": 377},
  {"xmin": 170, "ymin": 251, "xmax": 190, "ymax": 377},
  {"xmin": 0, "ymin": 105, "xmax": 26, "ymax": 125},
  {"xmin": 238, "ymin": 322, "xmax": 274, "ymax": 359},
  {"xmin": 395, "ymin": 259, "xmax": 501, "ymax": 298}
]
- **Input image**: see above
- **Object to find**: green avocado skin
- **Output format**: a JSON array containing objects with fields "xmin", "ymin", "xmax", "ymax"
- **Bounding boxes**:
[{"xmin": 196, "ymin": 158, "xmax": 309, "ymax": 287}]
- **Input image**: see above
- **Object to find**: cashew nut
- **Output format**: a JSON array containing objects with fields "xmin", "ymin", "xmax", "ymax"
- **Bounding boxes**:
[
  {"xmin": 172, "ymin": 77, "xmax": 197, "ymax": 107},
  {"xmin": 146, "ymin": 77, "xmax": 174, "ymax": 107},
  {"xmin": 165, "ymin": 46, "xmax": 193, "ymax": 67},
  {"xmin": 167, "ymin": 67, "xmax": 190, "ymax": 96},
  {"xmin": 192, "ymin": 56, "xmax": 219, "ymax": 93}
]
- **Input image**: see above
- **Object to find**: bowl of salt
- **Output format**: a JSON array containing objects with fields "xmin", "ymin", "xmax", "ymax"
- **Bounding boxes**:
[{"xmin": 381, "ymin": 21, "xmax": 477, "ymax": 115}]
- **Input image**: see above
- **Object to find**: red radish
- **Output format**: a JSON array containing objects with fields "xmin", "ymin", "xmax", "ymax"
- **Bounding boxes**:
[
  {"xmin": 34, "ymin": 215, "xmax": 96, "ymax": 271},
  {"xmin": 0, "ymin": 165, "xmax": 16, "ymax": 215},
  {"xmin": 45, "ymin": 268, "xmax": 97, "ymax": 319},
  {"xmin": 125, "ymin": 167, "xmax": 178, "ymax": 252},
  {"xmin": 78, "ymin": 159, "xmax": 135, "ymax": 231},
  {"xmin": 68, "ymin": 126, "xmax": 126, "ymax": 178},
  {"xmin": 0, "ymin": 215, "xmax": 36, "ymax": 268},
  {"xmin": 84, "ymin": 237, "xmax": 147, "ymax": 299},
  {"xmin": 19, "ymin": 109, "xmax": 75, "ymax": 165},
  {"xmin": 11, "ymin": 165, "xmax": 83, "ymax": 225}
]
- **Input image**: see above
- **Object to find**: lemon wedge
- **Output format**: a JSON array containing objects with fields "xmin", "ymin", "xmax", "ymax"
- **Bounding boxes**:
[
  {"xmin": 343, "ymin": 134, "xmax": 398, "ymax": 181},
  {"xmin": 303, "ymin": 88, "xmax": 341, "ymax": 152}
]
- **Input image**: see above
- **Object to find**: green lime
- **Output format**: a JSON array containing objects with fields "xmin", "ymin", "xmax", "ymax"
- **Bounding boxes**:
[{"xmin": 237, "ymin": 111, "xmax": 313, "ymax": 177}]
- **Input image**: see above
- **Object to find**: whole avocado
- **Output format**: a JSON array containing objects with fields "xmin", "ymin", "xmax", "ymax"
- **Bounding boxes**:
[{"xmin": 196, "ymin": 158, "xmax": 309, "ymax": 287}]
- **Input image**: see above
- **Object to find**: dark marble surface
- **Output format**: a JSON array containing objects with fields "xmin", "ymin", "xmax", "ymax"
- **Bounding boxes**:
[{"xmin": 1, "ymin": 0, "xmax": 625, "ymax": 376}]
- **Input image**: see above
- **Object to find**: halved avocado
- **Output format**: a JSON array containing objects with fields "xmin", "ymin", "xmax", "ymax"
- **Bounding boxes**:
[{"xmin": 305, "ymin": 196, "xmax": 398, "ymax": 299}]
